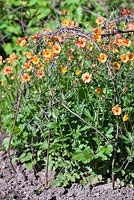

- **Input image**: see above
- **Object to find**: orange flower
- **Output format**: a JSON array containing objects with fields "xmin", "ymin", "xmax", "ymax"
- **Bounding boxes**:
[
  {"xmin": 113, "ymin": 62, "xmax": 120, "ymax": 71},
  {"xmin": 11, "ymin": 76, "xmax": 16, "ymax": 80},
  {"xmin": 61, "ymin": 66, "xmax": 68, "ymax": 74},
  {"xmin": 113, "ymin": 48, "xmax": 118, "ymax": 54},
  {"xmin": 82, "ymin": 72, "xmax": 92, "ymax": 83},
  {"xmin": 95, "ymin": 87, "xmax": 102, "ymax": 94},
  {"xmin": 93, "ymin": 28, "xmax": 104, "ymax": 35},
  {"xmin": 0, "ymin": 56, "xmax": 3, "ymax": 64},
  {"xmin": 75, "ymin": 69, "xmax": 81, "ymax": 76},
  {"xmin": 120, "ymin": 54, "xmax": 129, "ymax": 63},
  {"xmin": 121, "ymin": 9, "xmax": 131, "ymax": 15},
  {"xmin": 98, "ymin": 53, "xmax": 107, "ymax": 63},
  {"xmin": 123, "ymin": 114, "xmax": 129, "ymax": 121},
  {"xmin": 22, "ymin": 73, "xmax": 31, "ymax": 82},
  {"xmin": 127, "ymin": 22, "xmax": 134, "ymax": 30},
  {"xmin": 73, "ymin": 79, "xmax": 78, "ymax": 84},
  {"xmin": 37, "ymin": 63, "xmax": 43, "ymax": 70},
  {"xmin": 32, "ymin": 56, "xmax": 39, "ymax": 64},
  {"xmin": 24, "ymin": 61, "xmax": 32, "ymax": 71},
  {"xmin": 31, "ymin": 33, "xmax": 39, "ymax": 40},
  {"xmin": 42, "ymin": 49, "xmax": 52, "ymax": 58},
  {"xmin": 52, "ymin": 35, "xmax": 62, "ymax": 42},
  {"xmin": 60, "ymin": 10, "xmax": 69, "ymax": 15},
  {"xmin": 76, "ymin": 37, "xmax": 86, "ymax": 48},
  {"xmin": 3, "ymin": 66, "xmax": 12, "ymax": 75},
  {"xmin": 114, "ymin": 39, "xmax": 123, "ymax": 47},
  {"xmin": 96, "ymin": 16, "xmax": 104, "ymax": 25},
  {"xmin": 112, "ymin": 105, "xmax": 122, "ymax": 116},
  {"xmin": 36, "ymin": 70, "xmax": 44, "ymax": 78},
  {"xmin": 94, "ymin": 34, "xmax": 101, "ymax": 42},
  {"xmin": 7, "ymin": 53, "xmax": 19, "ymax": 64},
  {"xmin": 1, "ymin": 80, "xmax": 4, "ymax": 85},
  {"xmin": 25, "ymin": 52, "xmax": 32, "ymax": 59},
  {"xmin": 122, "ymin": 38, "xmax": 131, "ymax": 47},
  {"xmin": 61, "ymin": 19, "xmax": 69, "ymax": 26},
  {"xmin": 68, "ymin": 20, "xmax": 75, "ymax": 27},
  {"xmin": 44, "ymin": 27, "xmax": 52, "ymax": 32},
  {"xmin": 20, "ymin": 39, "xmax": 27, "ymax": 47},
  {"xmin": 52, "ymin": 43, "xmax": 61, "ymax": 54},
  {"xmin": 128, "ymin": 54, "xmax": 134, "ymax": 61}
]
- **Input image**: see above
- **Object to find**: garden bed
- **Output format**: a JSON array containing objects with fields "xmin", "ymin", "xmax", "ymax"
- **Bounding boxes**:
[{"xmin": 0, "ymin": 146, "xmax": 134, "ymax": 200}]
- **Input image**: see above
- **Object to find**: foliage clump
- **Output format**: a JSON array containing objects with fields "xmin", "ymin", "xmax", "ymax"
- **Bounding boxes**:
[{"xmin": 0, "ymin": 7, "xmax": 134, "ymax": 188}]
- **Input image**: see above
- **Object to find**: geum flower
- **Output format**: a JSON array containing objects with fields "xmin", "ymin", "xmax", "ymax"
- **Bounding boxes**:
[
  {"xmin": 22, "ymin": 73, "xmax": 31, "ymax": 82},
  {"xmin": 123, "ymin": 114, "xmax": 129, "ymax": 121},
  {"xmin": 95, "ymin": 87, "xmax": 102, "ymax": 94},
  {"xmin": 113, "ymin": 62, "xmax": 120, "ymax": 71},
  {"xmin": 61, "ymin": 66, "xmax": 67, "ymax": 74},
  {"xmin": 96, "ymin": 16, "xmax": 104, "ymax": 25},
  {"xmin": 76, "ymin": 37, "xmax": 86, "ymax": 48},
  {"xmin": 82, "ymin": 72, "xmax": 92, "ymax": 83},
  {"xmin": 3, "ymin": 66, "xmax": 12, "ymax": 75},
  {"xmin": 98, "ymin": 53, "xmax": 107, "ymax": 63},
  {"xmin": 112, "ymin": 105, "xmax": 122, "ymax": 116},
  {"xmin": 52, "ymin": 43, "xmax": 61, "ymax": 54},
  {"xmin": 42, "ymin": 49, "xmax": 53, "ymax": 58},
  {"xmin": 32, "ymin": 56, "xmax": 39, "ymax": 64},
  {"xmin": 120, "ymin": 54, "xmax": 129, "ymax": 63},
  {"xmin": 36, "ymin": 70, "xmax": 44, "ymax": 78}
]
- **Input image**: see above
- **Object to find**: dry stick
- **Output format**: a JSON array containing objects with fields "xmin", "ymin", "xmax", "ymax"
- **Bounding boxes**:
[
  {"xmin": 102, "ymin": 29, "xmax": 134, "ymax": 38},
  {"xmin": 45, "ymin": 95, "xmax": 53, "ymax": 187},
  {"xmin": 39, "ymin": 27, "xmax": 102, "ymax": 52},
  {"xmin": 54, "ymin": 97, "xmax": 111, "ymax": 144},
  {"xmin": 106, "ymin": 59, "xmax": 119, "ymax": 189},
  {"xmin": 112, "ymin": 122, "xmax": 119, "ymax": 189},
  {"xmin": 7, "ymin": 90, "xmax": 22, "ymax": 174}
]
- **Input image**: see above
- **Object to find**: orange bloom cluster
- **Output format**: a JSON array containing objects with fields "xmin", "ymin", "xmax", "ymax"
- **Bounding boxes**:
[
  {"xmin": 60, "ymin": 10, "xmax": 69, "ymax": 15},
  {"xmin": 7, "ymin": 53, "xmax": 19, "ymax": 64},
  {"xmin": 76, "ymin": 37, "xmax": 86, "ymax": 48},
  {"xmin": 112, "ymin": 105, "xmax": 122, "ymax": 115},
  {"xmin": 82, "ymin": 72, "xmax": 92, "ymax": 83},
  {"xmin": 61, "ymin": 19, "xmax": 75, "ymax": 27},
  {"xmin": 98, "ymin": 53, "xmax": 107, "ymax": 63},
  {"xmin": 121, "ymin": 9, "xmax": 131, "ymax": 15},
  {"xmin": 3, "ymin": 66, "xmax": 12, "ymax": 75},
  {"xmin": 114, "ymin": 36, "xmax": 131, "ymax": 47}
]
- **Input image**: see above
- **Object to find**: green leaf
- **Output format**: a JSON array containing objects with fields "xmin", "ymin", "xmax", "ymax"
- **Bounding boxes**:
[
  {"xmin": 72, "ymin": 147, "xmax": 94, "ymax": 163},
  {"xmin": 2, "ymin": 43, "xmax": 13, "ymax": 54},
  {"xmin": 46, "ymin": 122, "xmax": 57, "ymax": 129}
]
